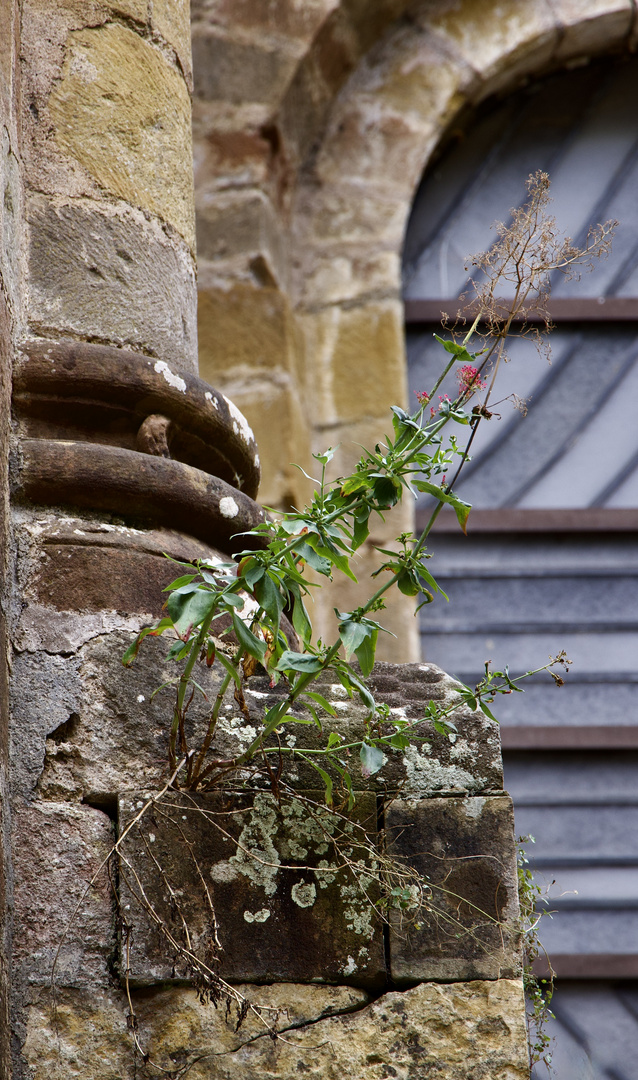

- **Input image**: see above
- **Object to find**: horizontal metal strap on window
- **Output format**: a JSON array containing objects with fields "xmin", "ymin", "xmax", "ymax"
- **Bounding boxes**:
[
  {"xmin": 404, "ymin": 297, "xmax": 638, "ymax": 324},
  {"xmin": 500, "ymin": 725, "xmax": 638, "ymax": 751},
  {"xmin": 418, "ymin": 508, "xmax": 638, "ymax": 533},
  {"xmin": 534, "ymin": 954, "xmax": 638, "ymax": 979}
]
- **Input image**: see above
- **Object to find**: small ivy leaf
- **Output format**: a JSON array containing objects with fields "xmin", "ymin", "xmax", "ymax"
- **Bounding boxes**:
[{"xmin": 360, "ymin": 743, "xmax": 386, "ymax": 778}]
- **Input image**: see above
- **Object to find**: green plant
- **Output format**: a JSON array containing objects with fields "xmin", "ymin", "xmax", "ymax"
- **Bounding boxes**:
[
  {"xmin": 115, "ymin": 172, "xmax": 613, "ymax": 1067},
  {"xmin": 124, "ymin": 172, "xmax": 610, "ymax": 804},
  {"xmin": 517, "ymin": 835, "xmax": 556, "ymax": 1071}
]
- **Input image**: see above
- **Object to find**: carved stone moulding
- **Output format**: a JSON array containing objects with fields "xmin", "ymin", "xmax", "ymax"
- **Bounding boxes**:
[{"xmin": 12, "ymin": 340, "xmax": 265, "ymax": 555}]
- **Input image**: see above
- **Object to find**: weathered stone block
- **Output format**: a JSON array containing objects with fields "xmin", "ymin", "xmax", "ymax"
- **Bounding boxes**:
[
  {"xmin": 198, "ymin": 282, "xmax": 292, "ymax": 375},
  {"xmin": 27, "ymin": 196, "xmax": 197, "ymax": 369},
  {"xmin": 192, "ymin": 33, "xmax": 296, "ymax": 106},
  {"xmin": 48, "ymin": 22, "xmax": 194, "ymax": 247},
  {"xmin": 295, "ymin": 300, "xmax": 407, "ymax": 426},
  {"xmin": 23, "ymin": 978, "xmax": 529, "ymax": 1079},
  {"xmin": 420, "ymin": 0, "xmax": 559, "ymax": 84},
  {"xmin": 191, "ymin": 0, "xmax": 336, "ymax": 45},
  {"xmin": 551, "ymin": 0, "xmax": 632, "ymax": 60},
  {"xmin": 12, "ymin": 801, "xmax": 115, "ymax": 988},
  {"xmin": 117, "ymin": 790, "xmax": 385, "ymax": 987},
  {"xmin": 196, "ymin": 189, "xmax": 284, "ymax": 280},
  {"xmin": 387, "ymin": 796, "xmax": 521, "ymax": 982}
]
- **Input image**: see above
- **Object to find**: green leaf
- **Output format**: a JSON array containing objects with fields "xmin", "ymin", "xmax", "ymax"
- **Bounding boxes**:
[
  {"xmin": 339, "ymin": 619, "xmax": 368, "ymax": 659},
  {"xmin": 326, "ymin": 732, "xmax": 342, "ymax": 749},
  {"xmin": 433, "ymin": 334, "xmax": 474, "ymax": 363},
  {"xmin": 163, "ymin": 574, "xmax": 197, "ymax": 592},
  {"xmin": 340, "ymin": 474, "xmax": 371, "ymax": 497},
  {"xmin": 372, "ymin": 477, "xmax": 400, "ymax": 508},
  {"xmin": 166, "ymin": 638, "xmax": 192, "ymax": 662},
  {"xmin": 121, "ymin": 618, "xmax": 173, "ymax": 666},
  {"xmin": 389, "ymin": 732, "xmax": 411, "ymax": 750},
  {"xmin": 397, "ymin": 570, "xmax": 421, "ymax": 597},
  {"xmin": 312, "ymin": 541, "xmax": 358, "ymax": 582},
  {"xmin": 300, "ymin": 756, "xmax": 333, "ymax": 805},
  {"xmin": 355, "ymin": 626, "xmax": 378, "ymax": 678},
  {"xmin": 352, "ymin": 510, "xmax": 370, "ymax": 551},
  {"xmin": 167, "ymin": 587, "xmax": 218, "ymax": 635},
  {"xmin": 216, "ymin": 650, "xmax": 242, "ymax": 688},
  {"xmin": 275, "ymin": 650, "xmax": 324, "ymax": 674},
  {"xmin": 254, "ymin": 572, "xmax": 284, "ymax": 623},
  {"xmin": 412, "ymin": 481, "xmax": 472, "ymax": 534},
  {"xmin": 303, "ymin": 691, "xmax": 338, "ymax": 717},
  {"xmin": 289, "ymin": 587, "xmax": 312, "ymax": 646},
  {"xmin": 479, "ymin": 700, "xmax": 498, "ymax": 722},
  {"xmin": 243, "ymin": 561, "xmax": 265, "ymax": 589},
  {"xmin": 231, "ymin": 611, "xmax": 267, "ymax": 661},
  {"xmin": 292, "ymin": 540, "xmax": 332, "ymax": 576},
  {"xmin": 360, "ymin": 743, "xmax": 386, "ymax": 778}
]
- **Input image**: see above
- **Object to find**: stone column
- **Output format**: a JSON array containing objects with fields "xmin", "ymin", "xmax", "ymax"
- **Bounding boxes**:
[{"xmin": 5, "ymin": 4, "xmax": 264, "ymax": 1076}]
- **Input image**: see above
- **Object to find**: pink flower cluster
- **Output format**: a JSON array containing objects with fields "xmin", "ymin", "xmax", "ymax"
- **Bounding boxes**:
[{"xmin": 456, "ymin": 365, "xmax": 487, "ymax": 395}]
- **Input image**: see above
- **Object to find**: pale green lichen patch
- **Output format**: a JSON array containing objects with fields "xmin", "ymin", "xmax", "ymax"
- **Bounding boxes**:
[
  {"xmin": 291, "ymin": 881, "xmax": 317, "ymax": 908},
  {"xmin": 230, "ymin": 794, "xmax": 281, "ymax": 897},
  {"xmin": 243, "ymin": 908, "xmax": 271, "ymax": 923},
  {"xmin": 402, "ymin": 743, "xmax": 486, "ymax": 795}
]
